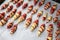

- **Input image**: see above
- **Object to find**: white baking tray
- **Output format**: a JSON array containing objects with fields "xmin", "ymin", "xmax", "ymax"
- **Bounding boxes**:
[{"xmin": 0, "ymin": 0, "xmax": 60, "ymax": 40}]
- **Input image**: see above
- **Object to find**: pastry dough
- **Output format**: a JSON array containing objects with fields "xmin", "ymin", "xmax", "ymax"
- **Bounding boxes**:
[
  {"xmin": 53, "ymin": 17, "xmax": 58, "ymax": 23},
  {"xmin": 56, "ymin": 9, "xmax": 60, "ymax": 16},
  {"xmin": 7, "ymin": 22, "xmax": 13, "ymax": 29},
  {"xmin": 27, "ymin": 5, "xmax": 33, "ymax": 13},
  {"xmin": 47, "ymin": 24, "xmax": 53, "ymax": 40},
  {"xmin": 17, "ymin": 13, "xmax": 27, "ymax": 23},
  {"xmin": 0, "ymin": 17, "xmax": 8, "ymax": 26},
  {"xmin": 6, "ymin": 5, "xmax": 13, "ymax": 12},
  {"xmin": 57, "ymin": 20, "xmax": 60, "ymax": 28},
  {"xmin": 55, "ymin": 29, "xmax": 60, "ymax": 37},
  {"xmin": 30, "ymin": 19, "xmax": 38, "ymax": 31},
  {"xmin": 12, "ymin": 11, "xmax": 21, "ymax": 20},
  {"xmin": 24, "ymin": 15, "xmax": 32, "ymax": 28},
  {"xmin": 44, "ymin": 2, "xmax": 51, "ymax": 10},
  {"xmin": 10, "ymin": 24, "xmax": 17, "ymax": 34},
  {"xmin": 1, "ymin": 2, "xmax": 9, "ymax": 10},
  {"xmin": 47, "ymin": 33, "xmax": 53, "ymax": 40},
  {"xmin": 56, "ymin": 37, "xmax": 60, "ymax": 40},
  {"xmin": 7, "ymin": 8, "xmax": 17, "ymax": 18},
  {"xmin": 38, "ymin": 0, "xmax": 45, "ymax": 7},
  {"xmin": 34, "ymin": 0, "xmax": 39, "ymax": 5},
  {"xmin": 16, "ymin": 0, "xmax": 24, "ymax": 7},
  {"xmin": 22, "ymin": 3, "xmax": 28, "ymax": 9},
  {"xmin": 37, "ymin": 24, "xmax": 45, "ymax": 36},
  {"xmin": 47, "ymin": 24, "xmax": 53, "ymax": 33},
  {"xmin": 0, "ymin": 12, "xmax": 5, "ymax": 20},
  {"xmin": 37, "ymin": 11, "xmax": 43, "ymax": 17},
  {"xmin": 13, "ymin": 0, "xmax": 18, "ymax": 4},
  {"xmin": 31, "ymin": 8, "xmax": 38, "ymax": 15},
  {"xmin": 42, "ymin": 13, "xmax": 48, "ymax": 21},
  {"xmin": 50, "ymin": 4, "xmax": 57, "ymax": 14},
  {"xmin": 47, "ymin": 16, "xmax": 52, "ymax": 22}
]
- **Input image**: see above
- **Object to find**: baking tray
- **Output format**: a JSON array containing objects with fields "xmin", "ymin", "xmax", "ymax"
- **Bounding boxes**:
[{"xmin": 0, "ymin": 0, "xmax": 60, "ymax": 40}]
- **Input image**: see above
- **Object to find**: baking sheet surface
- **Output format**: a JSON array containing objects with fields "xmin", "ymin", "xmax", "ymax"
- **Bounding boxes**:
[{"xmin": 0, "ymin": 0, "xmax": 60, "ymax": 40}]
